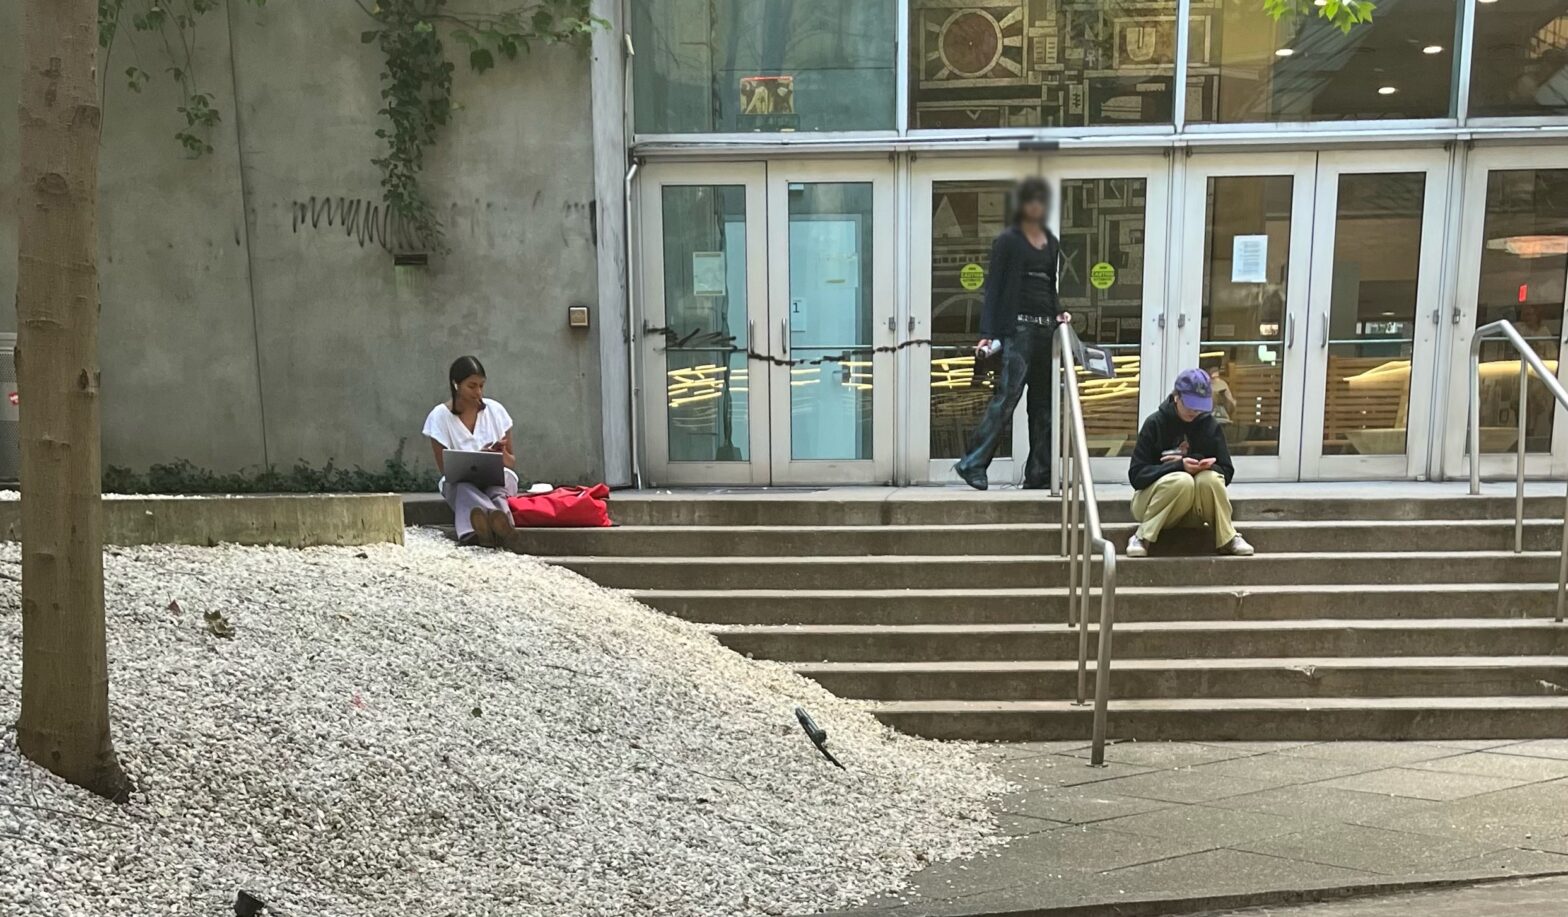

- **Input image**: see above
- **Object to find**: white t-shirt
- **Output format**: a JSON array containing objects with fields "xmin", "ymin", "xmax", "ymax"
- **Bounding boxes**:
[{"xmin": 423, "ymin": 399, "xmax": 518, "ymax": 493}]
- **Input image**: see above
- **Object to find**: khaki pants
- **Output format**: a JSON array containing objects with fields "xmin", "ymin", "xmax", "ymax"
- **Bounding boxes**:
[{"xmin": 1130, "ymin": 470, "xmax": 1237, "ymax": 548}]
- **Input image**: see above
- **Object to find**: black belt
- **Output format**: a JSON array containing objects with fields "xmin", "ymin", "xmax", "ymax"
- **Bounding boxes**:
[{"xmin": 1015, "ymin": 314, "xmax": 1054, "ymax": 327}]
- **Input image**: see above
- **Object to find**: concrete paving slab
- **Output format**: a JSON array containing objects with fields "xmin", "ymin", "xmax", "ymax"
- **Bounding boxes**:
[
  {"xmin": 1199, "ymin": 783, "xmax": 1444, "ymax": 825},
  {"xmin": 1197, "ymin": 875, "xmax": 1568, "ymax": 917},
  {"xmin": 1278, "ymin": 742, "xmax": 1460, "ymax": 767},
  {"xmin": 1317, "ymin": 767, "xmax": 1529, "ymax": 801},
  {"xmin": 989, "ymin": 753, "xmax": 1154, "ymax": 788},
  {"xmin": 979, "ymin": 824, "xmax": 1219, "ymax": 874},
  {"xmin": 1420, "ymin": 739, "xmax": 1532, "ymax": 751},
  {"xmin": 976, "ymin": 741, "xmax": 1089, "ymax": 761},
  {"xmin": 1404, "ymin": 751, "xmax": 1568, "ymax": 783},
  {"xmin": 1089, "ymin": 769, "xmax": 1279, "ymax": 804},
  {"xmin": 1185, "ymin": 753, "xmax": 1380, "ymax": 787},
  {"xmin": 1094, "ymin": 847, "xmax": 1377, "ymax": 894},
  {"xmin": 1448, "ymin": 847, "xmax": 1568, "ymax": 875},
  {"xmin": 1493, "ymin": 739, "xmax": 1568, "ymax": 760},
  {"xmin": 1095, "ymin": 804, "xmax": 1302, "ymax": 847},
  {"xmin": 996, "ymin": 786, "xmax": 1174, "ymax": 824},
  {"xmin": 1065, "ymin": 741, "xmax": 1255, "ymax": 769},
  {"xmin": 1194, "ymin": 741, "xmax": 1324, "ymax": 754},
  {"xmin": 994, "ymin": 811, "xmax": 1074, "ymax": 838},
  {"xmin": 1236, "ymin": 823, "xmax": 1507, "ymax": 875}
]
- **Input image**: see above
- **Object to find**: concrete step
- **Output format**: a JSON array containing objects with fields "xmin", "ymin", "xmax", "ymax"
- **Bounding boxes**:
[
  {"xmin": 552, "ymin": 551, "xmax": 1559, "ymax": 591},
  {"xmin": 714, "ymin": 619, "xmax": 1568, "ymax": 663},
  {"xmin": 512, "ymin": 519, "xmax": 1563, "ymax": 556},
  {"xmin": 873, "ymin": 696, "xmax": 1568, "ymax": 742},
  {"xmin": 797, "ymin": 656, "xmax": 1568, "ymax": 701},
  {"xmin": 638, "ymin": 583, "xmax": 1561, "ymax": 626},
  {"xmin": 599, "ymin": 493, "xmax": 1564, "ymax": 527}
]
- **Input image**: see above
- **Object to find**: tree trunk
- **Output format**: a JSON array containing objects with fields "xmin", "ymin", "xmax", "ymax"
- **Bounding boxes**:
[{"xmin": 14, "ymin": 0, "xmax": 130, "ymax": 801}]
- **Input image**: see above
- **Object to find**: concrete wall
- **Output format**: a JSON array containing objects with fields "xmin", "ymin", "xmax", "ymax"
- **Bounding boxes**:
[{"xmin": 0, "ymin": 0, "xmax": 607, "ymax": 483}]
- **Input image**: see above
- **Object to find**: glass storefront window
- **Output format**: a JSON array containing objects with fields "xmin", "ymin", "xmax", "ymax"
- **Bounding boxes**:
[
  {"xmin": 1471, "ymin": 168, "xmax": 1568, "ymax": 454},
  {"xmin": 1320, "ymin": 173, "xmax": 1426, "ymax": 457},
  {"xmin": 1470, "ymin": 4, "xmax": 1568, "ymax": 118},
  {"xmin": 928, "ymin": 181, "xmax": 1014, "ymax": 459},
  {"xmin": 1060, "ymin": 178, "xmax": 1149, "ymax": 457},
  {"xmin": 631, "ymin": 0, "xmax": 897, "ymax": 134},
  {"xmin": 1192, "ymin": 0, "xmax": 1459, "ymax": 122},
  {"xmin": 909, "ymin": 0, "xmax": 1180, "ymax": 129},
  {"xmin": 660, "ymin": 186, "xmax": 751, "ymax": 462}
]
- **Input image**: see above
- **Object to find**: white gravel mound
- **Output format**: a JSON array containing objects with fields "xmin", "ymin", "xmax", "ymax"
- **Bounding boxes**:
[{"xmin": 0, "ymin": 529, "xmax": 1003, "ymax": 917}]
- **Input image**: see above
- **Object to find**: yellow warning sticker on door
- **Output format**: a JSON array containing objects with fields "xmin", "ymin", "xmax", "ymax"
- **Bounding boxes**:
[
  {"xmin": 1090, "ymin": 261, "xmax": 1116, "ymax": 290},
  {"xmin": 959, "ymin": 262, "xmax": 985, "ymax": 291}
]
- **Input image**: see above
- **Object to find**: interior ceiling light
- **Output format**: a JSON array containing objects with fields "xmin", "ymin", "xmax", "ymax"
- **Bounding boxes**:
[
  {"xmin": 1378, "ymin": 86, "xmax": 1398, "ymax": 94},
  {"xmin": 1276, "ymin": 48, "xmax": 1296, "ymax": 57},
  {"xmin": 1487, "ymin": 235, "xmax": 1568, "ymax": 258},
  {"xmin": 1423, "ymin": 45, "xmax": 1444, "ymax": 54}
]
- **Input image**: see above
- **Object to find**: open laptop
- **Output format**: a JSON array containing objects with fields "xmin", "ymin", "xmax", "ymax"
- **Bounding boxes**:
[{"xmin": 444, "ymin": 450, "xmax": 505, "ymax": 489}]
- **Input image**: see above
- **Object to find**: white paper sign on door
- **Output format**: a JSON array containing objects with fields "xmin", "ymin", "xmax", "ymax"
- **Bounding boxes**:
[
  {"xmin": 692, "ymin": 251, "xmax": 726, "ymax": 296},
  {"xmin": 1231, "ymin": 235, "xmax": 1269, "ymax": 284}
]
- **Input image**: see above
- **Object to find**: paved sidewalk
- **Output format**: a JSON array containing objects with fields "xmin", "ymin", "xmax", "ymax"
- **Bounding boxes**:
[
  {"xmin": 824, "ymin": 740, "xmax": 1568, "ymax": 917},
  {"xmin": 1201, "ymin": 874, "xmax": 1568, "ymax": 916}
]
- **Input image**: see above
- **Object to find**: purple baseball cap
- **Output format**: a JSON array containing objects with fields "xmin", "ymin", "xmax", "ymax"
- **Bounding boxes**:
[{"xmin": 1173, "ymin": 368, "xmax": 1214, "ymax": 413}]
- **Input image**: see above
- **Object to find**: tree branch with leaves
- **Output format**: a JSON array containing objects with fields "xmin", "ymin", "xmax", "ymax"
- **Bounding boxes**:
[{"xmin": 1264, "ymin": 0, "xmax": 1375, "ymax": 34}]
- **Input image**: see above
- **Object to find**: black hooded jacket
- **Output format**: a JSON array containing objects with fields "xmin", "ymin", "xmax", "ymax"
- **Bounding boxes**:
[{"xmin": 1128, "ymin": 396, "xmax": 1236, "ymax": 491}]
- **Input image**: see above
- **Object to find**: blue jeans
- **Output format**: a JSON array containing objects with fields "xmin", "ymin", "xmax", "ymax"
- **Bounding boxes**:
[{"xmin": 956, "ymin": 321, "xmax": 1055, "ymax": 486}]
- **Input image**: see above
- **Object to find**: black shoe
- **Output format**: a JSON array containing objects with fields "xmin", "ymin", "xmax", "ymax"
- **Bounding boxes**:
[
  {"xmin": 953, "ymin": 463, "xmax": 989, "ymax": 491},
  {"xmin": 1021, "ymin": 479, "xmax": 1050, "ymax": 490}
]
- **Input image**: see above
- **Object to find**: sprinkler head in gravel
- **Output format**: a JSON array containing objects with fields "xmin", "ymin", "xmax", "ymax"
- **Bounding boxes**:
[
  {"xmin": 234, "ymin": 890, "xmax": 268, "ymax": 916},
  {"xmin": 795, "ymin": 707, "xmax": 845, "ymax": 770}
]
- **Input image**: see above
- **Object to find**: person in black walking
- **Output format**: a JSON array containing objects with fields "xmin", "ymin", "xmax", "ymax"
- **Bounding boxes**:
[{"xmin": 954, "ymin": 177, "xmax": 1072, "ymax": 490}]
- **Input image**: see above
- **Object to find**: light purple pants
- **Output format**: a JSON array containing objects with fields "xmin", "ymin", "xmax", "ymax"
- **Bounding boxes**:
[{"xmin": 439, "ymin": 469, "xmax": 518, "ymax": 539}]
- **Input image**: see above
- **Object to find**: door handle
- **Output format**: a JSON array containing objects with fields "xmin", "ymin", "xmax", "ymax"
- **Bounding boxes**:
[
  {"xmin": 1176, "ymin": 313, "xmax": 1187, "ymax": 330},
  {"xmin": 747, "ymin": 320, "xmax": 755, "ymax": 356},
  {"xmin": 1157, "ymin": 314, "xmax": 1166, "ymax": 331},
  {"xmin": 887, "ymin": 315, "xmax": 897, "ymax": 333},
  {"xmin": 1287, "ymin": 316, "xmax": 1296, "ymax": 349},
  {"xmin": 1320, "ymin": 314, "xmax": 1329, "ymax": 350},
  {"xmin": 780, "ymin": 318, "xmax": 789, "ymax": 357}
]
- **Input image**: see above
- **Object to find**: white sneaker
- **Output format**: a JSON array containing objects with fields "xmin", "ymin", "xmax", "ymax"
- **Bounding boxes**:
[
  {"xmin": 1126, "ymin": 534, "xmax": 1149, "ymax": 557},
  {"xmin": 1218, "ymin": 534, "xmax": 1255, "ymax": 556}
]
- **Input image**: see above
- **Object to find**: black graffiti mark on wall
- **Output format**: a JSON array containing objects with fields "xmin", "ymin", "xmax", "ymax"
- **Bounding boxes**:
[
  {"xmin": 645, "ymin": 325, "xmax": 935, "ymax": 368},
  {"xmin": 291, "ymin": 196, "xmax": 428, "ymax": 253}
]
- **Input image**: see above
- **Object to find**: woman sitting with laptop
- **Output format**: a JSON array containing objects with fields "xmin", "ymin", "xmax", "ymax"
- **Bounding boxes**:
[{"xmin": 423, "ymin": 355, "xmax": 517, "ymax": 546}]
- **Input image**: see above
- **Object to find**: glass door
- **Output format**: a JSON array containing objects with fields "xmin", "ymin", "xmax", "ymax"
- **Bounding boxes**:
[
  {"xmin": 1299, "ymin": 151, "xmax": 1452, "ymax": 479},
  {"xmin": 765, "ymin": 161, "xmax": 898, "ymax": 483},
  {"xmin": 1442, "ymin": 147, "xmax": 1568, "ymax": 481},
  {"xmin": 1049, "ymin": 157, "xmax": 1173, "ymax": 482},
  {"xmin": 911, "ymin": 157, "xmax": 1038, "ymax": 485},
  {"xmin": 1174, "ymin": 154, "xmax": 1316, "ymax": 481},
  {"xmin": 637, "ymin": 163, "xmax": 769, "ymax": 486},
  {"xmin": 910, "ymin": 155, "xmax": 1171, "ymax": 485}
]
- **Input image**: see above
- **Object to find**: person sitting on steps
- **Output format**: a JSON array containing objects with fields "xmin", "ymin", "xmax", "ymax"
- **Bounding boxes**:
[{"xmin": 1126, "ymin": 369, "xmax": 1254, "ymax": 558}]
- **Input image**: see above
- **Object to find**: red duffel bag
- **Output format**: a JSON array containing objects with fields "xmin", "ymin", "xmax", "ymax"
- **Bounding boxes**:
[{"xmin": 507, "ymin": 484, "xmax": 613, "ymax": 528}]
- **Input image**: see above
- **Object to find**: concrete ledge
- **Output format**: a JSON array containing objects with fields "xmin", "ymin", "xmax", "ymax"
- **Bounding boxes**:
[{"xmin": 0, "ymin": 494, "xmax": 405, "ymax": 548}]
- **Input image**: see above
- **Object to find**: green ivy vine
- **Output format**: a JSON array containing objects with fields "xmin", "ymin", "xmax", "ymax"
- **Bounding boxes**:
[
  {"xmin": 358, "ymin": 0, "xmax": 604, "ymax": 252},
  {"xmin": 99, "ymin": 0, "xmax": 604, "ymax": 253}
]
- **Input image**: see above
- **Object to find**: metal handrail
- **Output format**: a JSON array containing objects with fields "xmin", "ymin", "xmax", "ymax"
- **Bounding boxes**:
[
  {"xmin": 1052, "ymin": 324, "xmax": 1117, "ymax": 766},
  {"xmin": 1467, "ymin": 319, "xmax": 1568, "ymax": 623}
]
